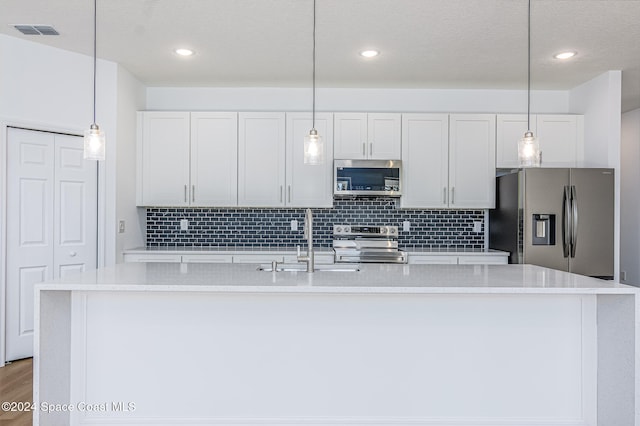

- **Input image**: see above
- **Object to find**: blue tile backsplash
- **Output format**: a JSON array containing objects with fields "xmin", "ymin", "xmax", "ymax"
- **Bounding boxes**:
[{"xmin": 146, "ymin": 198, "xmax": 486, "ymax": 250}]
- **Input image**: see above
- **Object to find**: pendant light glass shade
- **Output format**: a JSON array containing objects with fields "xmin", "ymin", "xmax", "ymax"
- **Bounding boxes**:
[
  {"xmin": 304, "ymin": 128, "xmax": 323, "ymax": 165},
  {"xmin": 518, "ymin": 131, "xmax": 540, "ymax": 167},
  {"xmin": 303, "ymin": 0, "xmax": 323, "ymax": 165},
  {"xmin": 84, "ymin": 124, "xmax": 106, "ymax": 160},
  {"xmin": 518, "ymin": 0, "xmax": 540, "ymax": 168},
  {"xmin": 84, "ymin": 0, "xmax": 105, "ymax": 161}
]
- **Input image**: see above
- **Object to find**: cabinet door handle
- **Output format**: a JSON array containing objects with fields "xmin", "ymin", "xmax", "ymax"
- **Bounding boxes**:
[
  {"xmin": 192, "ymin": 185, "xmax": 195, "ymax": 202},
  {"xmin": 370, "ymin": 142, "xmax": 373, "ymax": 157},
  {"xmin": 451, "ymin": 187, "xmax": 455, "ymax": 205},
  {"xmin": 443, "ymin": 187, "xmax": 447, "ymax": 204},
  {"xmin": 280, "ymin": 185, "xmax": 283, "ymax": 203},
  {"xmin": 184, "ymin": 185, "xmax": 187, "ymax": 203},
  {"xmin": 362, "ymin": 143, "xmax": 366, "ymax": 156},
  {"xmin": 288, "ymin": 185, "xmax": 291, "ymax": 202}
]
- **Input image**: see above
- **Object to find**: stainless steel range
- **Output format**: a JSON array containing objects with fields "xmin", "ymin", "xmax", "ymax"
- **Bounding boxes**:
[{"xmin": 333, "ymin": 225, "xmax": 407, "ymax": 264}]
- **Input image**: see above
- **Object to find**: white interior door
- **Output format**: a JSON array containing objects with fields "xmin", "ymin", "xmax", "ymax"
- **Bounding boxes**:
[
  {"xmin": 6, "ymin": 128, "xmax": 97, "ymax": 361},
  {"xmin": 53, "ymin": 133, "xmax": 97, "ymax": 278}
]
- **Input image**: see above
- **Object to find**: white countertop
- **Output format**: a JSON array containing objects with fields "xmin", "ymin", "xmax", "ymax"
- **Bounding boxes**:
[
  {"xmin": 123, "ymin": 246, "xmax": 335, "ymax": 255},
  {"xmin": 123, "ymin": 247, "xmax": 508, "ymax": 256},
  {"xmin": 36, "ymin": 262, "xmax": 637, "ymax": 295}
]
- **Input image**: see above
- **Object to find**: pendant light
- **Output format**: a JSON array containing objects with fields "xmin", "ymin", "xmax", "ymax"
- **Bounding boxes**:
[
  {"xmin": 84, "ymin": 0, "xmax": 105, "ymax": 161},
  {"xmin": 518, "ymin": 0, "xmax": 540, "ymax": 167},
  {"xmin": 303, "ymin": 0, "xmax": 323, "ymax": 165}
]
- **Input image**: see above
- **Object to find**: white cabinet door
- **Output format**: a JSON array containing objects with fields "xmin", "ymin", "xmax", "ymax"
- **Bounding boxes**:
[
  {"xmin": 190, "ymin": 112, "xmax": 238, "ymax": 206},
  {"xmin": 496, "ymin": 114, "xmax": 537, "ymax": 168},
  {"xmin": 137, "ymin": 112, "xmax": 190, "ymax": 206},
  {"xmin": 368, "ymin": 113, "xmax": 401, "ymax": 159},
  {"xmin": 238, "ymin": 112, "xmax": 286, "ymax": 207},
  {"xmin": 334, "ymin": 113, "xmax": 368, "ymax": 159},
  {"xmin": 449, "ymin": 114, "xmax": 496, "ymax": 208},
  {"xmin": 401, "ymin": 114, "xmax": 449, "ymax": 208},
  {"xmin": 536, "ymin": 115, "xmax": 583, "ymax": 166},
  {"xmin": 286, "ymin": 113, "xmax": 334, "ymax": 207}
]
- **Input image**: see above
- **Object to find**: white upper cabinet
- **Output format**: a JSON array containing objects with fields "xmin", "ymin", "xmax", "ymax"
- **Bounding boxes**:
[
  {"xmin": 190, "ymin": 112, "xmax": 238, "ymax": 206},
  {"xmin": 367, "ymin": 113, "xmax": 402, "ymax": 159},
  {"xmin": 536, "ymin": 115, "xmax": 584, "ymax": 167},
  {"xmin": 496, "ymin": 114, "xmax": 584, "ymax": 168},
  {"xmin": 285, "ymin": 113, "xmax": 334, "ymax": 207},
  {"xmin": 137, "ymin": 111, "xmax": 238, "ymax": 207},
  {"xmin": 495, "ymin": 114, "xmax": 537, "ymax": 169},
  {"xmin": 401, "ymin": 113, "xmax": 495, "ymax": 209},
  {"xmin": 137, "ymin": 112, "xmax": 191, "ymax": 206},
  {"xmin": 449, "ymin": 114, "xmax": 496, "ymax": 208},
  {"xmin": 334, "ymin": 113, "xmax": 401, "ymax": 159},
  {"xmin": 238, "ymin": 112, "xmax": 286, "ymax": 207},
  {"xmin": 334, "ymin": 113, "xmax": 367, "ymax": 159},
  {"xmin": 401, "ymin": 114, "xmax": 449, "ymax": 208}
]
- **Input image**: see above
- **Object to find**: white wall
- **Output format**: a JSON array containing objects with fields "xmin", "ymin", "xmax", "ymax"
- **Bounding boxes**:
[
  {"xmin": 115, "ymin": 65, "xmax": 146, "ymax": 262},
  {"xmin": 0, "ymin": 33, "xmax": 120, "ymax": 266},
  {"xmin": 0, "ymin": 34, "xmax": 94, "ymax": 127},
  {"xmin": 146, "ymin": 87, "xmax": 570, "ymax": 114},
  {"xmin": 620, "ymin": 108, "xmax": 640, "ymax": 286},
  {"xmin": 569, "ymin": 71, "xmax": 622, "ymax": 168}
]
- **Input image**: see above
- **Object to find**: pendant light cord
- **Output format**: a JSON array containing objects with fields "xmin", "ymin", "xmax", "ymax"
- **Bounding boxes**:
[
  {"xmin": 312, "ymin": 0, "xmax": 316, "ymax": 130},
  {"xmin": 527, "ymin": 0, "xmax": 531, "ymax": 132},
  {"xmin": 92, "ymin": 0, "xmax": 97, "ymax": 126}
]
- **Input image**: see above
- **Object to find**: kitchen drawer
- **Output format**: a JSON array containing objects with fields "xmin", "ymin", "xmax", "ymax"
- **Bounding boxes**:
[
  {"xmin": 181, "ymin": 254, "xmax": 233, "ymax": 263},
  {"xmin": 408, "ymin": 255, "xmax": 458, "ymax": 265},
  {"xmin": 232, "ymin": 254, "xmax": 285, "ymax": 264},
  {"xmin": 457, "ymin": 255, "xmax": 508, "ymax": 265},
  {"xmin": 283, "ymin": 252, "xmax": 335, "ymax": 264},
  {"xmin": 123, "ymin": 253, "xmax": 182, "ymax": 263}
]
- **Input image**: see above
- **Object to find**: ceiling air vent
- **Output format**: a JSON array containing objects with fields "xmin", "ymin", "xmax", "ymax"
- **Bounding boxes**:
[{"xmin": 13, "ymin": 25, "xmax": 59, "ymax": 35}]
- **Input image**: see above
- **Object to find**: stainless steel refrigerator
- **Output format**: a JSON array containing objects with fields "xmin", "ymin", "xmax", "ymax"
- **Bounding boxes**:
[{"xmin": 489, "ymin": 168, "xmax": 614, "ymax": 279}]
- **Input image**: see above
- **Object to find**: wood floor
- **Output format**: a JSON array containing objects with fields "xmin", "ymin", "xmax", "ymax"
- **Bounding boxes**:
[{"xmin": 0, "ymin": 358, "xmax": 33, "ymax": 426}]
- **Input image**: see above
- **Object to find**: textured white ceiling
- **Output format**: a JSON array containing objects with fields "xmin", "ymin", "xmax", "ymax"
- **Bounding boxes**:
[{"xmin": 1, "ymin": 0, "xmax": 639, "ymax": 111}]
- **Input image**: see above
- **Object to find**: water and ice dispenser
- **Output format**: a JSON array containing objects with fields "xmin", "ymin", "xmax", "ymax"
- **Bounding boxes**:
[{"xmin": 532, "ymin": 214, "xmax": 556, "ymax": 245}]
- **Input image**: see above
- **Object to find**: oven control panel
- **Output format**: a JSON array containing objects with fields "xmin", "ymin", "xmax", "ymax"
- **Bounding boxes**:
[{"xmin": 333, "ymin": 225, "xmax": 398, "ymax": 237}]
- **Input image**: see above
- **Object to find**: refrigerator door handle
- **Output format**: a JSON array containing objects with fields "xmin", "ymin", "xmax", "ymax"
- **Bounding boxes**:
[
  {"xmin": 570, "ymin": 185, "xmax": 578, "ymax": 258},
  {"xmin": 562, "ymin": 186, "xmax": 571, "ymax": 258}
]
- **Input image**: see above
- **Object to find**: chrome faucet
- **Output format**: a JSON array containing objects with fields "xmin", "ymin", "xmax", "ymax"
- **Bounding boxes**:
[{"xmin": 297, "ymin": 208, "xmax": 315, "ymax": 272}]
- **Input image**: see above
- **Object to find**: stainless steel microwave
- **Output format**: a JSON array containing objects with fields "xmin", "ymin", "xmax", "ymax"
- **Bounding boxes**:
[{"xmin": 334, "ymin": 160, "xmax": 402, "ymax": 197}]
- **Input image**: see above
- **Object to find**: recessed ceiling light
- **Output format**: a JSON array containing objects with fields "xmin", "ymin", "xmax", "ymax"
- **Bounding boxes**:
[
  {"xmin": 359, "ymin": 50, "xmax": 380, "ymax": 58},
  {"xmin": 174, "ymin": 48, "xmax": 195, "ymax": 57},
  {"xmin": 554, "ymin": 51, "xmax": 577, "ymax": 60}
]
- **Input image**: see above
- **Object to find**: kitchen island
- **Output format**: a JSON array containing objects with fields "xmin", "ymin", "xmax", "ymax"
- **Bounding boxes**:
[{"xmin": 34, "ymin": 263, "xmax": 638, "ymax": 426}]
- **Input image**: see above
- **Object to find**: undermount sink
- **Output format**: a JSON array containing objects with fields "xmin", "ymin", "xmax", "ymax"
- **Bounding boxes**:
[{"xmin": 257, "ymin": 263, "xmax": 360, "ymax": 272}]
